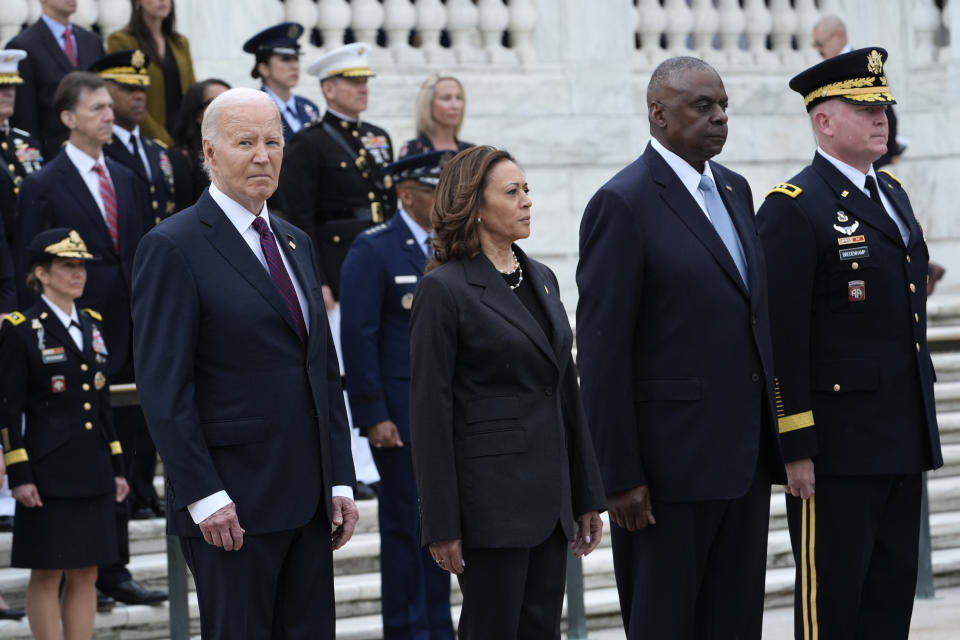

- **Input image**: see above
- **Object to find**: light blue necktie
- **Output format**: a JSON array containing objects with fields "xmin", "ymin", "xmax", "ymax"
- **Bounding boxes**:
[{"xmin": 698, "ymin": 174, "xmax": 749, "ymax": 290}]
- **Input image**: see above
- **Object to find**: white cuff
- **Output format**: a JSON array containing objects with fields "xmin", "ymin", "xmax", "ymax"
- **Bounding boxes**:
[
  {"xmin": 187, "ymin": 490, "xmax": 232, "ymax": 524},
  {"xmin": 332, "ymin": 485, "xmax": 353, "ymax": 499}
]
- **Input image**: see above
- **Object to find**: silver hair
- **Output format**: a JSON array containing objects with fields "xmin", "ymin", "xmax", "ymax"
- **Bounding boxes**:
[{"xmin": 200, "ymin": 88, "xmax": 280, "ymax": 178}]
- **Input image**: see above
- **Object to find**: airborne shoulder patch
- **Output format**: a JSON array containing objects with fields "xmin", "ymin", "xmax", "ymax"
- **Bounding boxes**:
[{"xmin": 765, "ymin": 182, "xmax": 803, "ymax": 199}]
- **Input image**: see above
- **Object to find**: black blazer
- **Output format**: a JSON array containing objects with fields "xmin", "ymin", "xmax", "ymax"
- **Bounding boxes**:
[
  {"xmin": 409, "ymin": 247, "xmax": 605, "ymax": 549},
  {"xmin": 104, "ymin": 133, "xmax": 176, "ymax": 225},
  {"xmin": 576, "ymin": 144, "xmax": 783, "ymax": 503},
  {"xmin": 7, "ymin": 20, "xmax": 104, "ymax": 159},
  {"xmin": 131, "ymin": 191, "xmax": 356, "ymax": 537},
  {"xmin": 757, "ymin": 154, "xmax": 941, "ymax": 475},
  {"xmin": 14, "ymin": 152, "xmax": 149, "ymax": 379},
  {"xmin": 0, "ymin": 300, "xmax": 124, "ymax": 498}
]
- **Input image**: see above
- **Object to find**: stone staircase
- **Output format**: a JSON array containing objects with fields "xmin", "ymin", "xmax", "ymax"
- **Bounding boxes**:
[{"xmin": 1, "ymin": 296, "xmax": 960, "ymax": 639}]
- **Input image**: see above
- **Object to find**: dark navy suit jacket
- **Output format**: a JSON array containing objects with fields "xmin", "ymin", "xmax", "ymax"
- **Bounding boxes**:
[
  {"xmin": 14, "ymin": 151, "xmax": 149, "ymax": 378},
  {"xmin": 7, "ymin": 20, "xmax": 104, "ymax": 159},
  {"xmin": 340, "ymin": 214, "xmax": 425, "ymax": 434},
  {"xmin": 576, "ymin": 143, "xmax": 784, "ymax": 503},
  {"xmin": 104, "ymin": 133, "xmax": 175, "ymax": 225},
  {"xmin": 131, "ymin": 190, "xmax": 356, "ymax": 537}
]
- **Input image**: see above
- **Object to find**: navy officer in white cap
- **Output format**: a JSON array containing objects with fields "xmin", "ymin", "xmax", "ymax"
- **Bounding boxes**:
[{"xmin": 242, "ymin": 22, "xmax": 319, "ymax": 144}]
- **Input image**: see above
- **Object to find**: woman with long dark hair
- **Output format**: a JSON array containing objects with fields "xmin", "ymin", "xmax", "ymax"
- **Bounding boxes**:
[
  {"xmin": 167, "ymin": 78, "xmax": 229, "ymax": 212},
  {"xmin": 107, "ymin": 0, "xmax": 196, "ymax": 146}
]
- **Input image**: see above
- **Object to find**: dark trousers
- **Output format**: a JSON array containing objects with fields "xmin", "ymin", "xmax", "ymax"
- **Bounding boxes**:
[
  {"xmin": 371, "ymin": 437, "xmax": 453, "ymax": 639},
  {"xmin": 456, "ymin": 524, "xmax": 568, "ymax": 640},
  {"xmin": 182, "ymin": 510, "xmax": 336, "ymax": 640},
  {"xmin": 786, "ymin": 473, "xmax": 921, "ymax": 640},
  {"xmin": 611, "ymin": 461, "xmax": 771, "ymax": 640},
  {"xmin": 95, "ymin": 501, "xmax": 131, "ymax": 590}
]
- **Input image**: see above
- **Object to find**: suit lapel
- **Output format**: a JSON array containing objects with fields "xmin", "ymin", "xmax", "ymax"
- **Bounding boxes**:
[
  {"xmin": 105, "ymin": 138, "xmax": 148, "ymax": 182},
  {"xmin": 643, "ymin": 146, "xmax": 748, "ymax": 298},
  {"xmin": 34, "ymin": 21, "xmax": 75, "ymax": 74},
  {"xmin": 811, "ymin": 154, "xmax": 902, "ymax": 246},
  {"xmin": 876, "ymin": 173, "xmax": 922, "ymax": 251},
  {"xmin": 712, "ymin": 162, "xmax": 760, "ymax": 301},
  {"xmin": 272, "ymin": 216, "xmax": 324, "ymax": 352},
  {"xmin": 516, "ymin": 247, "xmax": 570, "ymax": 367},
  {"xmin": 394, "ymin": 215, "xmax": 428, "ymax": 275},
  {"xmin": 56, "ymin": 155, "xmax": 115, "ymax": 253},
  {"xmin": 465, "ymin": 252, "xmax": 557, "ymax": 367},
  {"xmin": 198, "ymin": 194, "xmax": 303, "ymax": 340}
]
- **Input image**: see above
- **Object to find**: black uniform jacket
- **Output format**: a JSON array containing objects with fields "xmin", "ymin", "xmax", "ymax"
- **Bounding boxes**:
[
  {"xmin": 0, "ymin": 300, "xmax": 124, "ymax": 498},
  {"xmin": 409, "ymin": 247, "xmax": 606, "ymax": 549},
  {"xmin": 14, "ymin": 152, "xmax": 150, "ymax": 379},
  {"xmin": 6, "ymin": 20, "xmax": 104, "ymax": 159},
  {"xmin": 104, "ymin": 133, "xmax": 176, "ymax": 225},
  {"xmin": 273, "ymin": 110, "xmax": 396, "ymax": 298},
  {"xmin": 576, "ymin": 144, "xmax": 784, "ymax": 503},
  {"xmin": 131, "ymin": 191, "xmax": 356, "ymax": 537},
  {"xmin": 757, "ymin": 153, "xmax": 942, "ymax": 475},
  {"xmin": 1, "ymin": 125, "xmax": 43, "ymax": 245}
]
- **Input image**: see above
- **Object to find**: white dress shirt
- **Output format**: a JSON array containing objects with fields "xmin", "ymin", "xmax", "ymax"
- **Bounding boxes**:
[
  {"xmin": 188, "ymin": 185, "xmax": 352, "ymax": 524},
  {"xmin": 816, "ymin": 148, "xmax": 910, "ymax": 246},
  {"xmin": 64, "ymin": 142, "xmax": 111, "ymax": 223},
  {"xmin": 41, "ymin": 295, "xmax": 82, "ymax": 350},
  {"xmin": 650, "ymin": 137, "xmax": 719, "ymax": 221},
  {"xmin": 112, "ymin": 124, "xmax": 152, "ymax": 181}
]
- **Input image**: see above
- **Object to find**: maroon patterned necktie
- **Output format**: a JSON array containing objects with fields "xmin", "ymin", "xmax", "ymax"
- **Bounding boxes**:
[
  {"xmin": 94, "ymin": 163, "xmax": 119, "ymax": 252},
  {"xmin": 252, "ymin": 217, "xmax": 307, "ymax": 341},
  {"xmin": 63, "ymin": 26, "xmax": 78, "ymax": 67}
]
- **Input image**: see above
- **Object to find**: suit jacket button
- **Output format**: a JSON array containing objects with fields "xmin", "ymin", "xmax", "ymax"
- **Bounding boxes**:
[
  {"xmin": 544, "ymin": 388, "xmax": 553, "ymax": 396},
  {"xmin": 751, "ymin": 372, "xmax": 760, "ymax": 382},
  {"xmin": 832, "ymin": 384, "xmax": 841, "ymax": 392}
]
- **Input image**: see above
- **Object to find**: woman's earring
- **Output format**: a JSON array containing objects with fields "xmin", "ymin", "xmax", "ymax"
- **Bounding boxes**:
[{"xmin": 476, "ymin": 217, "xmax": 481, "ymax": 223}]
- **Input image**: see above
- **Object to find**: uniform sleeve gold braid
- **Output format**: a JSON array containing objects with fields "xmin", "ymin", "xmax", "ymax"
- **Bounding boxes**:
[
  {"xmin": 3, "ymin": 448, "xmax": 28, "ymax": 465},
  {"xmin": 765, "ymin": 183, "xmax": 802, "ymax": 199},
  {"xmin": 110, "ymin": 441, "xmax": 123, "ymax": 455},
  {"xmin": 779, "ymin": 411, "xmax": 815, "ymax": 434}
]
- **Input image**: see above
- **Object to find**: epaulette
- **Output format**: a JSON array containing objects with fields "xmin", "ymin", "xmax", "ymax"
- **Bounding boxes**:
[
  {"xmin": 364, "ymin": 223, "xmax": 388, "ymax": 236},
  {"xmin": 82, "ymin": 308, "xmax": 102, "ymax": 321},
  {"xmin": 878, "ymin": 169, "xmax": 901, "ymax": 186},
  {"xmin": 765, "ymin": 182, "xmax": 803, "ymax": 199},
  {"xmin": 3, "ymin": 311, "xmax": 26, "ymax": 326},
  {"xmin": 150, "ymin": 137, "xmax": 168, "ymax": 150}
]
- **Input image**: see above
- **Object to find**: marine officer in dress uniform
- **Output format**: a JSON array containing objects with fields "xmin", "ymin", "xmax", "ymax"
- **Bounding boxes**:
[
  {"xmin": 757, "ymin": 48, "xmax": 943, "ymax": 640},
  {"xmin": 243, "ymin": 22, "xmax": 320, "ymax": 144},
  {"xmin": 274, "ymin": 41, "xmax": 395, "ymax": 498},
  {"xmin": 1, "ymin": 228, "xmax": 128, "ymax": 639},
  {"xmin": 0, "ymin": 50, "xmax": 44, "ymax": 249},
  {"xmin": 93, "ymin": 49, "xmax": 175, "ymax": 229},
  {"xmin": 340, "ymin": 151, "xmax": 454, "ymax": 640}
]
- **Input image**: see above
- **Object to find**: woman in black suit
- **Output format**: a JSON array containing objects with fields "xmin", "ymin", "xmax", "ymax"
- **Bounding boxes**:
[
  {"xmin": 0, "ymin": 229, "xmax": 127, "ymax": 640},
  {"xmin": 409, "ymin": 146, "xmax": 605, "ymax": 639}
]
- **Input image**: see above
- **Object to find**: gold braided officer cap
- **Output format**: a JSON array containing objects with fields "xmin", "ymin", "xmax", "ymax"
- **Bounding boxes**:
[
  {"xmin": 789, "ymin": 47, "xmax": 895, "ymax": 112},
  {"xmin": 89, "ymin": 49, "xmax": 152, "ymax": 88},
  {"xmin": 307, "ymin": 43, "xmax": 376, "ymax": 80},
  {"xmin": 0, "ymin": 50, "xmax": 27, "ymax": 85},
  {"xmin": 26, "ymin": 228, "xmax": 98, "ymax": 266}
]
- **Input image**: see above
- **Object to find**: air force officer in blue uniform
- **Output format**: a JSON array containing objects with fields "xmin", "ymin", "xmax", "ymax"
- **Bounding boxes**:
[
  {"xmin": 243, "ymin": 23, "xmax": 320, "ymax": 144},
  {"xmin": 340, "ymin": 151, "xmax": 454, "ymax": 639}
]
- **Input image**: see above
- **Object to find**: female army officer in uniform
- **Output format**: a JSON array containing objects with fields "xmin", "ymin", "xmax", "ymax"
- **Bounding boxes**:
[{"xmin": 0, "ymin": 228, "xmax": 127, "ymax": 640}]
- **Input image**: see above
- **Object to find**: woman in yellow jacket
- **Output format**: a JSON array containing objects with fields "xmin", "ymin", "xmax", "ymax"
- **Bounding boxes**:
[{"xmin": 107, "ymin": 0, "xmax": 195, "ymax": 146}]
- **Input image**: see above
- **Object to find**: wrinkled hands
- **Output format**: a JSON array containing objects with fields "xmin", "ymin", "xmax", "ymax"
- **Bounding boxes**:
[
  {"xmin": 331, "ymin": 495, "xmax": 359, "ymax": 550},
  {"xmin": 115, "ymin": 476, "xmax": 129, "ymax": 503},
  {"xmin": 572, "ymin": 511, "xmax": 603, "ymax": 557},
  {"xmin": 607, "ymin": 486, "xmax": 656, "ymax": 531},
  {"xmin": 429, "ymin": 539, "xmax": 464, "ymax": 575},
  {"xmin": 367, "ymin": 420, "xmax": 403, "ymax": 449},
  {"xmin": 785, "ymin": 458, "xmax": 815, "ymax": 499},
  {"xmin": 12, "ymin": 483, "xmax": 42, "ymax": 508},
  {"xmin": 199, "ymin": 502, "xmax": 245, "ymax": 551}
]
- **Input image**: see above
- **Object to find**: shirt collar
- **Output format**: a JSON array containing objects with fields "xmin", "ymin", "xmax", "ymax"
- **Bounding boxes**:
[
  {"xmin": 326, "ymin": 107, "xmax": 358, "ymax": 124},
  {"xmin": 398, "ymin": 208, "xmax": 430, "ymax": 251},
  {"xmin": 263, "ymin": 86, "xmax": 298, "ymax": 114},
  {"xmin": 64, "ymin": 141, "xmax": 106, "ymax": 174},
  {"xmin": 41, "ymin": 294, "xmax": 79, "ymax": 329},
  {"xmin": 816, "ymin": 147, "xmax": 878, "ymax": 192},
  {"xmin": 40, "ymin": 14, "xmax": 69, "ymax": 43},
  {"xmin": 650, "ymin": 137, "xmax": 717, "ymax": 192},
  {"xmin": 111, "ymin": 125, "xmax": 142, "ymax": 147},
  {"xmin": 209, "ymin": 183, "xmax": 271, "ymax": 236}
]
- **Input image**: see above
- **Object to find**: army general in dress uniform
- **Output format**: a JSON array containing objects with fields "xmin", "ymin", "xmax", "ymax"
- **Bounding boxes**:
[
  {"xmin": 757, "ymin": 48, "xmax": 943, "ymax": 639},
  {"xmin": 273, "ymin": 42, "xmax": 396, "ymax": 304},
  {"xmin": 1, "ymin": 228, "xmax": 127, "ymax": 639},
  {"xmin": 0, "ymin": 50, "xmax": 44, "ymax": 249}
]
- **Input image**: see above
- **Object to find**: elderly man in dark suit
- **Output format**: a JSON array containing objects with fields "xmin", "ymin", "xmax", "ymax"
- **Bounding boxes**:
[
  {"xmin": 13, "ymin": 70, "xmax": 165, "ymax": 608},
  {"xmin": 576, "ymin": 57, "xmax": 784, "ymax": 640},
  {"xmin": 6, "ymin": 0, "xmax": 104, "ymax": 159},
  {"xmin": 757, "ymin": 48, "xmax": 942, "ymax": 639},
  {"xmin": 132, "ymin": 87, "xmax": 359, "ymax": 639}
]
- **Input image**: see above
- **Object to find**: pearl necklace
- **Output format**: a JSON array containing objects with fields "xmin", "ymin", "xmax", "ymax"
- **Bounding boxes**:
[{"xmin": 497, "ymin": 250, "xmax": 524, "ymax": 290}]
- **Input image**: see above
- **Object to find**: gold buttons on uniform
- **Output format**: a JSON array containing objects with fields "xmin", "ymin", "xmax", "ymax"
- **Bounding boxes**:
[
  {"xmin": 915, "ymin": 313, "xmax": 920, "ymax": 323},
  {"xmin": 340, "ymin": 161, "xmax": 347, "ymax": 168},
  {"xmin": 851, "ymin": 262, "xmax": 859, "ymax": 270},
  {"xmin": 82, "ymin": 383, "xmax": 90, "ymax": 391},
  {"xmin": 833, "ymin": 384, "xmax": 841, "ymax": 392},
  {"xmin": 84, "ymin": 422, "xmax": 93, "ymax": 430},
  {"xmin": 83, "ymin": 402, "xmax": 91, "ymax": 411},
  {"xmin": 906, "ymin": 255, "xmax": 912, "ymax": 263},
  {"xmin": 81, "ymin": 364, "xmax": 89, "ymax": 371},
  {"xmin": 152, "ymin": 200, "xmax": 159, "ymax": 209},
  {"xmin": 916, "ymin": 342, "xmax": 921, "ymax": 352},
  {"xmin": 150, "ymin": 185, "xmax": 156, "ymax": 193},
  {"xmin": 368, "ymin": 192, "xmax": 376, "ymax": 201},
  {"xmin": 7, "ymin": 164, "xmax": 14, "ymax": 172},
  {"xmin": 910, "ymin": 283, "xmax": 917, "ymax": 293},
  {"xmin": 352, "ymin": 130, "xmax": 359, "ymax": 138},
  {"xmin": 332, "ymin": 235, "xmax": 341, "ymax": 244}
]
